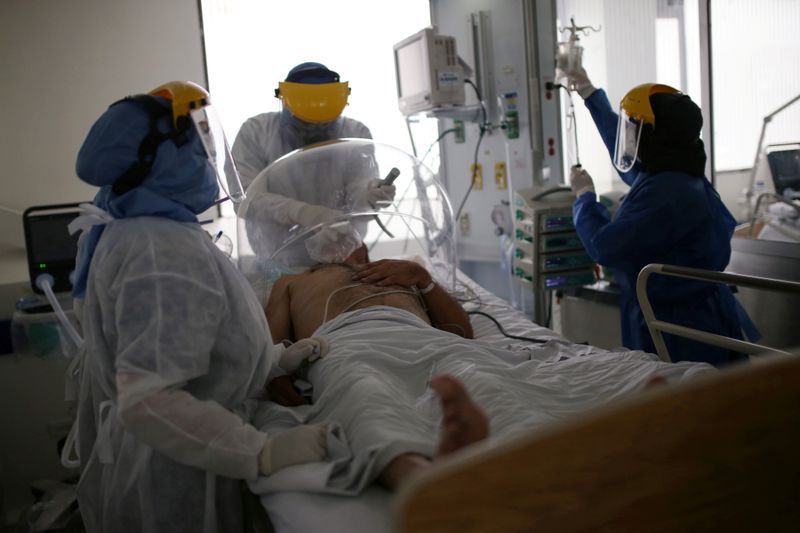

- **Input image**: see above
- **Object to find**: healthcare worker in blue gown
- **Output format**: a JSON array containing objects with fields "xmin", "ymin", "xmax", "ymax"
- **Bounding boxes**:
[
  {"xmin": 67, "ymin": 81, "xmax": 327, "ymax": 533},
  {"xmin": 564, "ymin": 69, "xmax": 759, "ymax": 366}
]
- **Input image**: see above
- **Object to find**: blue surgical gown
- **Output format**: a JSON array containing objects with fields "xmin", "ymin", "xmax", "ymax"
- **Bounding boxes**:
[{"xmin": 573, "ymin": 89, "xmax": 757, "ymax": 366}]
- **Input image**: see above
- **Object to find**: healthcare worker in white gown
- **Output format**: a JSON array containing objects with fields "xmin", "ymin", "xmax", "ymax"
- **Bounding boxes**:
[
  {"xmin": 67, "ymin": 81, "xmax": 327, "ymax": 533},
  {"xmin": 233, "ymin": 62, "xmax": 396, "ymax": 266},
  {"xmin": 232, "ymin": 62, "xmax": 373, "ymax": 191}
]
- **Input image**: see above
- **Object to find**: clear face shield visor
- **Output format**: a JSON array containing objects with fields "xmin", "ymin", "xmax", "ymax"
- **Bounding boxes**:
[
  {"xmin": 190, "ymin": 106, "xmax": 246, "ymax": 203},
  {"xmin": 613, "ymin": 108, "xmax": 644, "ymax": 173}
]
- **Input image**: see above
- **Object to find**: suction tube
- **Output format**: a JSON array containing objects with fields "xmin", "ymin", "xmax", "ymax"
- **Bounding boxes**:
[{"xmin": 35, "ymin": 273, "xmax": 84, "ymax": 351}]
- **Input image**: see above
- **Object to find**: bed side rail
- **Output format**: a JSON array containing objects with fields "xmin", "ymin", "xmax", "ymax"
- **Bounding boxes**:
[{"xmin": 636, "ymin": 263, "xmax": 800, "ymax": 362}]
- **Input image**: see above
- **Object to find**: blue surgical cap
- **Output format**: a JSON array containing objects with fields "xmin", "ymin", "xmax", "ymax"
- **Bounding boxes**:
[
  {"xmin": 76, "ymin": 97, "xmax": 218, "ymax": 215},
  {"xmin": 285, "ymin": 62, "xmax": 340, "ymax": 84}
]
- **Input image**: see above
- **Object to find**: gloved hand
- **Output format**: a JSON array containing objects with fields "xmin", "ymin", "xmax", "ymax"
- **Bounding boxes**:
[
  {"xmin": 569, "ymin": 165, "xmax": 595, "ymax": 197},
  {"xmin": 565, "ymin": 67, "xmax": 597, "ymax": 99},
  {"xmin": 292, "ymin": 203, "xmax": 344, "ymax": 228},
  {"xmin": 275, "ymin": 337, "xmax": 329, "ymax": 375},
  {"xmin": 258, "ymin": 425, "xmax": 327, "ymax": 476},
  {"xmin": 305, "ymin": 221, "xmax": 362, "ymax": 263},
  {"xmin": 366, "ymin": 179, "xmax": 397, "ymax": 209}
]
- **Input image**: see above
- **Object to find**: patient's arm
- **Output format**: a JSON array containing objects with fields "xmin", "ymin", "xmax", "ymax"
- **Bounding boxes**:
[
  {"xmin": 265, "ymin": 274, "xmax": 295, "ymax": 344},
  {"xmin": 265, "ymin": 275, "xmax": 307, "ymax": 406},
  {"xmin": 352, "ymin": 260, "xmax": 474, "ymax": 339}
]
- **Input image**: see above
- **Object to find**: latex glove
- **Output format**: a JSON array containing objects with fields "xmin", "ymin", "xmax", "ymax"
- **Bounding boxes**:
[
  {"xmin": 305, "ymin": 221, "xmax": 362, "ymax": 263},
  {"xmin": 275, "ymin": 337, "xmax": 329, "ymax": 375},
  {"xmin": 293, "ymin": 203, "xmax": 344, "ymax": 228},
  {"xmin": 565, "ymin": 67, "xmax": 597, "ymax": 99},
  {"xmin": 367, "ymin": 179, "xmax": 397, "ymax": 209},
  {"xmin": 569, "ymin": 165, "xmax": 595, "ymax": 197},
  {"xmin": 258, "ymin": 425, "xmax": 327, "ymax": 475}
]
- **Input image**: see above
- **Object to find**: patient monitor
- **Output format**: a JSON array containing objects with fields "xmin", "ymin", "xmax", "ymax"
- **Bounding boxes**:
[{"xmin": 394, "ymin": 27, "xmax": 466, "ymax": 116}]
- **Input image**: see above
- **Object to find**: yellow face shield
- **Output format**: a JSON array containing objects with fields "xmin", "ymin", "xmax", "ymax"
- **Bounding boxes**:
[
  {"xmin": 150, "ymin": 81, "xmax": 245, "ymax": 203},
  {"xmin": 613, "ymin": 83, "xmax": 679, "ymax": 172},
  {"xmin": 277, "ymin": 81, "xmax": 350, "ymax": 124}
]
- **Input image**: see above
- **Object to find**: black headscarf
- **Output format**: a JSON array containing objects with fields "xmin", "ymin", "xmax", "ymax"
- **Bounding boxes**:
[{"xmin": 637, "ymin": 92, "xmax": 707, "ymax": 176}]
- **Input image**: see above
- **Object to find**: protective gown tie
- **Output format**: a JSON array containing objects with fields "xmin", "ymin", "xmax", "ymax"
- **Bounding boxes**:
[
  {"xmin": 95, "ymin": 400, "xmax": 116, "ymax": 465},
  {"xmin": 68, "ymin": 203, "xmax": 115, "ymax": 299}
]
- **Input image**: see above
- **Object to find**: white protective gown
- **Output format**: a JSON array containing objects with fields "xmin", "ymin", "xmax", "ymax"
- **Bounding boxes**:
[
  {"xmin": 231, "ymin": 111, "xmax": 372, "ymax": 192},
  {"xmin": 74, "ymin": 217, "xmax": 274, "ymax": 533}
]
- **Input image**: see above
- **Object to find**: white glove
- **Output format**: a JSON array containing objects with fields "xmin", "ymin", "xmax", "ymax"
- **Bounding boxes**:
[
  {"xmin": 367, "ymin": 179, "xmax": 397, "ymax": 209},
  {"xmin": 275, "ymin": 337, "xmax": 329, "ymax": 375},
  {"xmin": 565, "ymin": 67, "xmax": 597, "ymax": 99},
  {"xmin": 293, "ymin": 203, "xmax": 344, "ymax": 228},
  {"xmin": 305, "ymin": 221, "xmax": 362, "ymax": 263},
  {"xmin": 258, "ymin": 425, "xmax": 327, "ymax": 476},
  {"xmin": 570, "ymin": 165, "xmax": 595, "ymax": 197}
]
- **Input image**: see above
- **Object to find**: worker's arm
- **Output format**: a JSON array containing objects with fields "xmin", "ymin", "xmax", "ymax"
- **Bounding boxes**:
[{"xmin": 351, "ymin": 259, "xmax": 474, "ymax": 339}]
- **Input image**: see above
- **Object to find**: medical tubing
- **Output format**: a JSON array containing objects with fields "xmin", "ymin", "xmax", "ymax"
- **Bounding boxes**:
[
  {"xmin": 455, "ymin": 127, "xmax": 487, "ymax": 222},
  {"xmin": 420, "ymin": 127, "xmax": 458, "ymax": 166},
  {"xmin": 467, "ymin": 310, "xmax": 548, "ymax": 343},
  {"xmin": 455, "ymin": 80, "xmax": 489, "ymax": 222},
  {"xmin": 564, "ymin": 88, "xmax": 581, "ymax": 166},
  {"xmin": 341, "ymin": 290, "xmax": 419, "ymax": 315},
  {"xmin": 405, "ymin": 116, "xmax": 419, "ymax": 158},
  {"xmin": 322, "ymin": 283, "xmax": 421, "ymax": 323},
  {"xmin": 36, "ymin": 274, "xmax": 84, "ymax": 350}
]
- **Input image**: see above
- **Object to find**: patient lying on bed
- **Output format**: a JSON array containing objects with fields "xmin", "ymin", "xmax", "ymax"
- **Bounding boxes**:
[
  {"xmin": 265, "ymin": 245, "xmax": 474, "ymax": 342},
  {"xmin": 265, "ymin": 247, "xmax": 486, "ymax": 488},
  {"xmin": 253, "ymin": 247, "xmax": 715, "ymax": 495}
]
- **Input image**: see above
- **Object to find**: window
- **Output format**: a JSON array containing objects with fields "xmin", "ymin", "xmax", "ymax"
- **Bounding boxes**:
[
  {"xmin": 199, "ymin": 0, "xmax": 432, "ymax": 155},
  {"xmin": 710, "ymin": 0, "xmax": 800, "ymax": 172}
]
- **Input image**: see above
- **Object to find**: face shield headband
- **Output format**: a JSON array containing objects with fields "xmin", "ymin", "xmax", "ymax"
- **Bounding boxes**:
[{"xmin": 109, "ymin": 95, "xmax": 245, "ymax": 203}]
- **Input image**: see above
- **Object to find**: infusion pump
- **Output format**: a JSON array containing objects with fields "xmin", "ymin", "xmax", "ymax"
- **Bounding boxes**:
[{"xmin": 511, "ymin": 187, "xmax": 621, "ymax": 291}]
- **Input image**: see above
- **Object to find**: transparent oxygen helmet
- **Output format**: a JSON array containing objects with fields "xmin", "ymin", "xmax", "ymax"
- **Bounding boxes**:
[{"xmin": 236, "ymin": 138, "xmax": 456, "ymax": 303}]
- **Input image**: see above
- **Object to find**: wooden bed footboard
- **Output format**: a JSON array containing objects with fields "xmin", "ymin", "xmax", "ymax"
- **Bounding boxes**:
[{"xmin": 394, "ymin": 354, "xmax": 800, "ymax": 532}]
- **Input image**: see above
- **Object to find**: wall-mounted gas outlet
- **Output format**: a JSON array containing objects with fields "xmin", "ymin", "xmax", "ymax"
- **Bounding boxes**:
[
  {"xmin": 459, "ymin": 212, "xmax": 471, "ymax": 236},
  {"xmin": 494, "ymin": 161, "xmax": 508, "ymax": 190},
  {"xmin": 470, "ymin": 163, "xmax": 483, "ymax": 190},
  {"xmin": 454, "ymin": 120, "xmax": 465, "ymax": 143}
]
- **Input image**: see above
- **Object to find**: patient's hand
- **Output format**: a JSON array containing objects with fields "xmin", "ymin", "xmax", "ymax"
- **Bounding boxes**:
[
  {"xmin": 267, "ymin": 375, "xmax": 307, "ymax": 406},
  {"xmin": 351, "ymin": 259, "xmax": 432, "ymax": 290}
]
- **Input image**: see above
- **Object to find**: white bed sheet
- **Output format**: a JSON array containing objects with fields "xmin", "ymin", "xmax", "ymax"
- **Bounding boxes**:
[{"xmin": 253, "ymin": 270, "xmax": 713, "ymax": 533}]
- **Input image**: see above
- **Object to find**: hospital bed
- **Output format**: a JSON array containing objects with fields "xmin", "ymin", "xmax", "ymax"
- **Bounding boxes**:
[
  {"xmin": 250, "ymin": 265, "xmax": 799, "ymax": 533},
  {"xmin": 254, "ymin": 268, "xmax": 564, "ymax": 533},
  {"xmin": 240, "ymin": 139, "xmax": 797, "ymax": 531},
  {"xmin": 393, "ymin": 265, "xmax": 800, "ymax": 532}
]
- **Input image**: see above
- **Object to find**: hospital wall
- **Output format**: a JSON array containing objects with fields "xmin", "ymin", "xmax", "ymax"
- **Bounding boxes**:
[{"xmin": 0, "ymin": 0, "xmax": 206, "ymax": 521}]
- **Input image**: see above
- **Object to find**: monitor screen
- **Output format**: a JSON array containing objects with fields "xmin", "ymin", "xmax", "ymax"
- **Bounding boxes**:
[
  {"xmin": 766, "ymin": 146, "xmax": 800, "ymax": 195},
  {"xmin": 396, "ymin": 36, "xmax": 428, "ymax": 98},
  {"xmin": 27, "ymin": 214, "xmax": 80, "ymax": 264},
  {"xmin": 23, "ymin": 205, "xmax": 83, "ymax": 294}
]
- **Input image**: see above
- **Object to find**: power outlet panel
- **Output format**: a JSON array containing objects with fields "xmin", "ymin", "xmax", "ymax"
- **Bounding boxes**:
[
  {"xmin": 494, "ymin": 161, "xmax": 508, "ymax": 190},
  {"xmin": 470, "ymin": 163, "xmax": 483, "ymax": 190},
  {"xmin": 459, "ymin": 212, "xmax": 471, "ymax": 236},
  {"xmin": 454, "ymin": 120, "xmax": 465, "ymax": 143}
]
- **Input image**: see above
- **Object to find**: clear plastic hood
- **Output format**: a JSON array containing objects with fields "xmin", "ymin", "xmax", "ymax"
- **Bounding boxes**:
[{"xmin": 236, "ymin": 138, "xmax": 456, "ymax": 302}]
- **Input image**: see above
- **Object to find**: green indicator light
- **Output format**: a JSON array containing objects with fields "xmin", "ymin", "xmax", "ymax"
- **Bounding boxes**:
[{"xmin": 39, "ymin": 263, "xmax": 47, "ymax": 269}]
